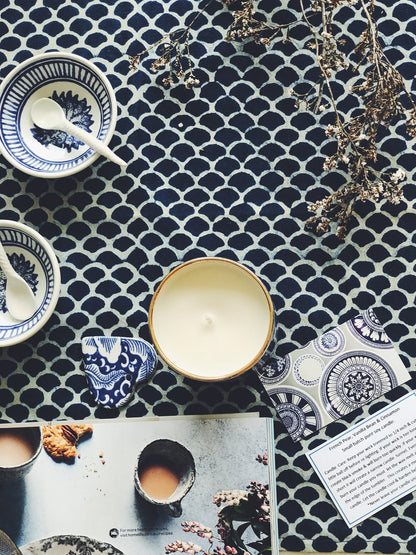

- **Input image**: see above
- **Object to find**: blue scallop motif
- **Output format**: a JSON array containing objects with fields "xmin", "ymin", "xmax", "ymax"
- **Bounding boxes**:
[{"xmin": 82, "ymin": 336, "xmax": 157, "ymax": 409}]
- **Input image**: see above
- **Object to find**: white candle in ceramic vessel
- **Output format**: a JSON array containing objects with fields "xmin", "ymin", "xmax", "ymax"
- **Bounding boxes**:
[{"xmin": 149, "ymin": 258, "xmax": 274, "ymax": 381}]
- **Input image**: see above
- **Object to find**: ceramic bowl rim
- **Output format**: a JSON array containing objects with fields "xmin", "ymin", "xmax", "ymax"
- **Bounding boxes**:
[
  {"xmin": 0, "ymin": 50, "xmax": 118, "ymax": 178},
  {"xmin": 134, "ymin": 438, "xmax": 196, "ymax": 505},
  {"xmin": 148, "ymin": 257, "xmax": 275, "ymax": 382},
  {"xmin": 0, "ymin": 219, "xmax": 61, "ymax": 347},
  {"xmin": 20, "ymin": 535, "xmax": 123, "ymax": 554}
]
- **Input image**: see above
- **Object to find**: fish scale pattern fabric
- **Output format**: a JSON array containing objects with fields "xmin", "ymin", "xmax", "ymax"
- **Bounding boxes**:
[{"xmin": 0, "ymin": 0, "xmax": 415, "ymax": 553}]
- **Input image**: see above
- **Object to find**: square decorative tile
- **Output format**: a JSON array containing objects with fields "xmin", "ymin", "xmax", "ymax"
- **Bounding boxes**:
[{"xmin": 257, "ymin": 308, "xmax": 411, "ymax": 441}]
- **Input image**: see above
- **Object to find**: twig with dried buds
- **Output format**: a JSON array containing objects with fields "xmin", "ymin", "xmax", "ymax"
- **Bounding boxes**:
[
  {"xmin": 297, "ymin": 0, "xmax": 416, "ymax": 238},
  {"xmin": 224, "ymin": 0, "xmax": 301, "ymax": 45},
  {"xmin": 129, "ymin": 0, "xmax": 416, "ymax": 239},
  {"xmin": 128, "ymin": 1, "xmax": 215, "ymax": 88}
]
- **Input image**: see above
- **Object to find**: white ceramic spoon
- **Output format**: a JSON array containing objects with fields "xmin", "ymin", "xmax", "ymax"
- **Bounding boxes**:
[
  {"xmin": 30, "ymin": 98, "xmax": 127, "ymax": 167},
  {"xmin": 0, "ymin": 240, "xmax": 37, "ymax": 321}
]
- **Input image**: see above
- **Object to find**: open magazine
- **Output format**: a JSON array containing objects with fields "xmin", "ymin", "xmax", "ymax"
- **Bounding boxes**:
[{"xmin": 0, "ymin": 414, "xmax": 278, "ymax": 555}]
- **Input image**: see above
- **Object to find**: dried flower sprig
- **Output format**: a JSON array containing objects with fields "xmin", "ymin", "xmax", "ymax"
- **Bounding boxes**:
[
  {"xmin": 300, "ymin": 0, "xmax": 416, "ymax": 238},
  {"xmin": 223, "ymin": 0, "xmax": 301, "ymax": 45},
  {"xmin": 129, "ymin": 0, "xmax": 416, "ymax": 238},
  {"xmin": 128, "ymin": 1, "xmax": 216, "ymax": 88},
  {"xmin": 129, "ymin": 0, "xmax": 300, "ymax": 87},
  {"xmin": 165, "ymin": 456, "xmax": 270, "ymax": 555}
]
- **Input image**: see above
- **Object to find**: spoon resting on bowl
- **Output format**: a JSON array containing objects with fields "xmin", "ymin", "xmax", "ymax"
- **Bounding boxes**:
[
  {"xmin": 30, "ymin": 98, "xmax": 127, "ymax": 167},
  {"xmin": 0, "ymin": 240, "xmax": 38, "ymax": 321}
]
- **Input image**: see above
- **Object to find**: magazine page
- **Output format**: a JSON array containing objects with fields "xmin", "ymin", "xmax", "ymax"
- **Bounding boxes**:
[{"xmin": 0, "ymin": 414, "xmax": 277, "ymax": 555}]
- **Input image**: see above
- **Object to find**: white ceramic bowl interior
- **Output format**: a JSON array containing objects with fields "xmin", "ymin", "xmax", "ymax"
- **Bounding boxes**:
[
  {"xmin": 0, "ymin": 51, "xmax": 117, "ymax": 178},
  {"xmin": 0, "ymin": 220, "xmax": 60, "ymax": 346}
]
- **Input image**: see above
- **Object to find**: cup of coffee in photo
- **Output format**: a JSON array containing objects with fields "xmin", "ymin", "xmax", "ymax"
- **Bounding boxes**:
[
  {"xmin": 134, "ymin": 439, "xmax": 195, "ymax": 517},
  {"xmin": 0, "ymin": 426, "xmax": 42, "ymax": 482}
]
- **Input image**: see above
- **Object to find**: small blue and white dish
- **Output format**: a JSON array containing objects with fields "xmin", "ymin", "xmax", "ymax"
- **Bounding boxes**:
[
  {"xmin": 82, "ymin": 336, "xmax": 157, "ymax": 409},
  {"xmin": 0, "ymin": 51, "xmax": 117, "ymax": 178},
  {"xmin": 0, "ymin": 220, "xmax": 61, "ymax": 346}
]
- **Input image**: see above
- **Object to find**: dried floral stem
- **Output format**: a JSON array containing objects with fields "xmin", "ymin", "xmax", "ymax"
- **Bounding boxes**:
[
  {"xmin": 165, "ymin": 456, "xmax": 270, "ymax": 554},
  {"xmin": 129, "ymin": 0, "xmax": 217, "ymax": 88},
  {"xmin": 301, "ymin": 0, "xmax": 416, "ymax": 238},
  {"xmin": 129, "ymin": 0, "xmax": 416, "ymax": 238},
  {"xmin": 224, "ymin": 0, "xmax": 302, "ymax": 45}
]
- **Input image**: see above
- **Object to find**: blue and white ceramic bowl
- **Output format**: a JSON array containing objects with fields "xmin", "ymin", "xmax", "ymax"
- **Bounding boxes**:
[
  {"xmin": 0, "ymin": 220, "xmax": 60, "ymax": 346},
  {"xmin": 82, "ymin": 336, "xmax": 157, "ymax": 409},
  {"xmin": 0, "ymin": 51, "xmax": 117, "ymax": 178}
]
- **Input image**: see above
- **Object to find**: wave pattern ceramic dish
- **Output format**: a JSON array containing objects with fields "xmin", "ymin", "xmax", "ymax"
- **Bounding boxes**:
[
  {"xmin": 20, "ymin": 535, "xmax": 123, "ymax": 554},
  {"xmin": 0, "ymin": 220, "xmax": 60, "ymax": 346},
  {"xmin": 82, "ymin": 336, "xmax": 157, "ymax": 408},
  {"xmin": 0, "ymin": 52, "xmax": 117, "ymax": 178}
]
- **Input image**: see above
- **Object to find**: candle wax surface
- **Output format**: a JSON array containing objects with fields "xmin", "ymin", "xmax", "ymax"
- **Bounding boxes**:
[{"xmin": 151, "ymin": 259, "xmax": 272, "ymax": 379}]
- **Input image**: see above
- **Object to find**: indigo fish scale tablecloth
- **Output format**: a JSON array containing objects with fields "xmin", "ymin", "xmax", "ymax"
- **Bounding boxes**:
[{"xmin": 0, "ymin": 0, "xmax": 416, "ymax": 552}]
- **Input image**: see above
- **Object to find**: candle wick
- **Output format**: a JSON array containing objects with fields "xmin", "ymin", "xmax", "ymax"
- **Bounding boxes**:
[{"xmin": 203, "ymin": 313, "xmax": 214, "ymax": 327}]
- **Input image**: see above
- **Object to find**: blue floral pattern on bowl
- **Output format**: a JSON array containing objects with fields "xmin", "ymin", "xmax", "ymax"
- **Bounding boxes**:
[
  {"xmin": 82, "ymin": 336, "xmax": 157, "ymax": 409},
  {"xmin": 31, "ymin": 91, "xmax": 94, "ymax": 153},
  {"xmin": 20, "ymin": 535, "xmax": 123, "ymax": 554},
  {"xmin": 257, "ymin": 308, "xmax": 411, "ymax": 441},
  {"xmin": 0, "ymin": 221, "xmax": 60, "ymax": 346},
  {"xmin": 0, "ymin": 252, "xmax": 38, "ymax": 314},
  {"xmin": 0, "ymin": 51, "xmax": 116, "ymax": 178}
]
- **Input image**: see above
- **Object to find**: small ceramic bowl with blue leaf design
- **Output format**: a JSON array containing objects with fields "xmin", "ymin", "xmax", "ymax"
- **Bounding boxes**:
[
  {"xmin": 0, "ymin": 220, "xmax": 60, "ymax": 346},
  {"xmin": 0, "ymin": 51, "xmax": 118, "ymax": 178}
]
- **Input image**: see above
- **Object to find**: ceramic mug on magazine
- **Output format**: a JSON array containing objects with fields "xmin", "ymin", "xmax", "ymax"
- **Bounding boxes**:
[
  {"xmin": 134, "ymin": 438, "xmax": 195, "ymax": 517},
  {"xmin": 0, "ymin": 426, "xmax": 43, "ymax": 482}
]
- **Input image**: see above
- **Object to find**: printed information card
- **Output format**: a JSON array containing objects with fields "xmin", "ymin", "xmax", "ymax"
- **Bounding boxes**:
[{"xmin": 307, "ymin": 391, "xmax": 416, "ymax": 527}]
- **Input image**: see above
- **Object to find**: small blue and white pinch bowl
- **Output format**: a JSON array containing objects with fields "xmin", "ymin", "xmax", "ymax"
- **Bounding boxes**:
[
  {"xmin": 0, "ymin": 51, "xmax": 117, "ymax": 178},
  {"xmin": 0, "ymin": 220, "xmax": 60, "ymax": 347}
]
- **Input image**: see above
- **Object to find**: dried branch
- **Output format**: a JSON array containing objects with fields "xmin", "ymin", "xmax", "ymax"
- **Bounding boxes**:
[
  {"xmin": 128, "ymin": 0, "xmax": 416, "ymax": 239},
  {"xmin": 302, "ymin": 0, "xmax": 416, "ymax": 238},
  {"xmin": 128, "ymin": 1, "xmax": 216, "ymax": 88},
  {"xmin": 224, "ymin": 0, "xmax": 301, "ymax": 45}
]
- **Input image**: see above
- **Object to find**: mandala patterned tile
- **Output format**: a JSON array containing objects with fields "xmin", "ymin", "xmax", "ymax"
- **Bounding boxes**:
[
  {"xmin": 258, "ymin": 308, "xmax": 411, "ymax": 441},
  {"xmin": 81, "ymin": 336, "xmax": 157, "ymax": 409}
]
